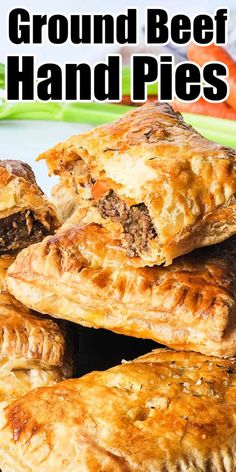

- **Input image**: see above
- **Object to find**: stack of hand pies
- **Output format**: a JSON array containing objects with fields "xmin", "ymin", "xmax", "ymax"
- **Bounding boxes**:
[
  {"xmin": 0, "ymin": 160, "xmax": 73, "ymax": 471},
  {"xmin": 1, "ymin": 103, "xmax": 236, "ymax": 471}
]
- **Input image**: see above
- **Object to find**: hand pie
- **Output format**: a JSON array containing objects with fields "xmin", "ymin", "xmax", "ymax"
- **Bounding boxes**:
[
  {"xmin": 0, "ymin": 160, "xmax": 59, "ymax": 254},
  {"xmin": 1, "ymin": 349, "xmax": 236, "ymax": 471},
  {"xmin": 39, "ymin": 101, "xmax": 236, "ymax": 266},
  {"xmin": 6, "ymin": 218, "xmax": 236, "ymax": 357},
  {"xmin": 0, "ymin": 255, "xmax": 72, "ymax": 406}
]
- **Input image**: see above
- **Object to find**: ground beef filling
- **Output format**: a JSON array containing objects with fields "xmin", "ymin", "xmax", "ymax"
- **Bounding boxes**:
[
  {"xmin": 0, "ymin": 211, "xmax": 51, "ymax": 254},
  {"xmin": 97, "ymin": 190, "xmax": 156, "ymax": 256}
]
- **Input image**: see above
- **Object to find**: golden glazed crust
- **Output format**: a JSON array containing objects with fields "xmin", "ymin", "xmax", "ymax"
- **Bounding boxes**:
[
  {"xmin": 0, "ymin": 367, "xmax": 68, "ymax": 407},
  {"xmin": 39, "ymin": 102, "xmax": 236, "ymax": 265},
  {"xmin": 0, "ymin": 255, "xmax": 68, "ymax": 370},
  {"xmin": 0, "ymin": 257, "xmax": 72, "ymax": 421},
  {"xmin": 0, "ymin": 160, "xmax": 59, "ymax": 253},
  {"xmin": 1, "ymin": 349, "xmax": 236, "ymax": 471},
  {"xmin": 0, "ymin": 307, "xmax": 66, "ymax": 370},
  {"xmin": 7, "ymin": 220, "xmax": 236, "ymax": 357}
]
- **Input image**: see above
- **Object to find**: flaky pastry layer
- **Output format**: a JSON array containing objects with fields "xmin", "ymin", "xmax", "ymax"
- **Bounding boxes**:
[
  {"xmin": 39, "ymin": 102, "xmax": 236, "ymax": 265},
  {"xmin": 0, "ymin": 160, "xmax": 59, "ymax": 253},
  {"xmin": 6, "ymin": 220, "xmax": 236, "ymax": 357},
  {"xmin": 1, "ymin": 349, "xmax": 236, "ymax": 471},
  {"xmin": 0, "ymin": 255, "xmax": 70, "ymax": 370}
]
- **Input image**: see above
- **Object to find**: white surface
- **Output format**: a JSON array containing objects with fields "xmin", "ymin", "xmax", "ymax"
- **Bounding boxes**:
[{"xmin": 0, "ymin": 120, "xmax": 92, "ymax": 195}]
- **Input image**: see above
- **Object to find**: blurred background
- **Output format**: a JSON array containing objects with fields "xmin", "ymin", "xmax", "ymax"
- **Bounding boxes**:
[{"xmin": 0, "ymin": 0, "xmax": 236, "ymax": 195}]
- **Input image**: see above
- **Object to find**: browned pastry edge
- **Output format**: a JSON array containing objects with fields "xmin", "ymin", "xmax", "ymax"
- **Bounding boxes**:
[
  {"xmin": 0, "ymin": 255, "xmax": 70, "ymax": 370},
  {"xmin": 1, "ymin": 349, "xmax": 236, "ymax": 471},
  {"xmin": 0, "ymin": 160, "xmax": 59, "ymax": 254},
  {"xmin": 0, "ymin": 160, "xmax": 38, "ymax": 183},
  {"xmin": 6, "ymin": 221, "xmax": 236, "ymax": 357},
  {"xmin": 38, "ymin": 102, "xmax": 236, "ymax": 265}
]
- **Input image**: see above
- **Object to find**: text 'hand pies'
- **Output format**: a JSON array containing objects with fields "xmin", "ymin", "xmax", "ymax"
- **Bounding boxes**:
[{"xmin": 39, "ymin": 102, "xmax": 236, "ymax": 265}]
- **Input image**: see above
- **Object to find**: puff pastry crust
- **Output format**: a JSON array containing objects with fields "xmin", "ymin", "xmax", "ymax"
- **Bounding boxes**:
[
  {"xmin": 1, "ymin": 349, "xmax": 236, "ymax": 471},
  {"xmin": 0, "ymin": 262, "xmax": 72, "ymax": 459},
  {"xmin": 39, "ymin": 102, "xmax": 236, "ymax": 265},
  {"xmin": 0, "ymin": 255, "xmax": 68, "ymax": 370},
  {"xmin": 51, "ymin": 181, "xmax": 83, "ymax": 223},
  {"xmin": 6, "ymin": 219, "xmax": 236, "ymax": 357},
  {"xmin": 0, "ymin": 255, "xmax": 72, "ymax": 404},
  {"xmin": 0, "ymin": 160, "xmax": 58, "ymax": 253},
  {"xmin": 0, "ymin": 367, "xmax": 68, "ymax": 407}
]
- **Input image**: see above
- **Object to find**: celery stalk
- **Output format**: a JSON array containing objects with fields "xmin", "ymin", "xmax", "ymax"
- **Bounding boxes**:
[
  {"xmin": 122, "ymin": 66, "xmax": 158, "ymax": 96},
  {"xmin": 192, "ymin": 126, "xmax": 236, "ymax": 148},
  {"xmin": 0, "ymin": 99, "xmax": 236, "ymax": 148},
  {"xmin": 0, "ymin": 64, "xmax": 5, "ymax": 89},
  {"xmin": 183, "ymin": 112, "xmax": 236, "ymax": 134},
  {"xmin": 0, "ymin": 102, "xmax": 132, "ymax": 122}
]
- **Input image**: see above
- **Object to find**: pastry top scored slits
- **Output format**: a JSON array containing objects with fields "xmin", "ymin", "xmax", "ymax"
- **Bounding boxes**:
[
  {"xmin": 6, "ymin": 215, "xmax": 236, "ymax": 357},
  {"xmin": 0, "ymin": 255, "xmax": 72, "ymax": 412},
  {"xmin": 39, "ymin": 102, "xmax": 236, "ymax": 266},
  {"xmin": 0, "ymin": 254, "xmax": 67, "ymax": 371}
]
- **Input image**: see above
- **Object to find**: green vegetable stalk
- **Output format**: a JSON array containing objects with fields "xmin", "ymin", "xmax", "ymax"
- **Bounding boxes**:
[
  {"xmin": 0, "ymin": 63, "xmax": 236, "ymax": 148},
  {"xmin": 0, "ymin": 101, "xmax": 132, "ymax": 124},
  {"xmin": 0, "ymin": 64, "xmax": 5, "ymax": 89}
]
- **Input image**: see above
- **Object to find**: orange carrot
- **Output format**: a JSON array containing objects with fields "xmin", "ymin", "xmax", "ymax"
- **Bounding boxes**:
[
  {"xmin": 187, "ymin": 44, "xmax": 236, "ymax": 112},
  {"xmin": 171, "ymin": 97, "xmax": 236, "ymax": 120},
  {"xmin": 121, "ymin": 95, "xmax": 156, "ymax": 106},
  {"xmin": 91, "ymin": 180, "xmax": 111, "ymax": 200},
  {"xmin": 121, "ymin": 95, "xmax": 236, "ymax": 120}
]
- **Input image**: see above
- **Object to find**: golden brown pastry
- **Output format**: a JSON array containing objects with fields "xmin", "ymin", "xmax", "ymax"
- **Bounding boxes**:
[
  {"xmin": 0, "ymin": 160, "xmax": 58, "ymax": 254},
  {"xmin": 1, "ymin": 348, "xmax": 236, "ymax": 471},
  {"xmin": 0, "ymin": 255, "xmax": 72, "ymax": 407},
  {"xmin": 0, "ymin": 255, "xmax": 67, "ymax": 369},
  {"xmin": 39, "ymin": 101, "xmax": 236, "ymax": 266},
  {"xmin": 51, "ymin": 181, "xmax": 83, "ymax": 223},
  {"xmin": 6, "ymin": 219, "xmax": 236, "ymax": 357}
]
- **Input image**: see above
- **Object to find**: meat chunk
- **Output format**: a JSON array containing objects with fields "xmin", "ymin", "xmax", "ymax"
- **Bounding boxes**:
[
  {"xmin": 97, "ymin": 190, "xmax": 129, "ymax": 221},
  {"xmin": 97, "ymin": 190, "xmax": 156, "ymax": 256},
  {"xmin": 0, "ymin": 211, "xmax": 53, "ymax": 254},
  {"xmin": 124, "ymin": 203, "xmax": 157, "ymax": 256}
]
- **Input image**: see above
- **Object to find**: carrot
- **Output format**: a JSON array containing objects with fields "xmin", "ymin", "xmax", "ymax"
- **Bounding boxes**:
[
  {"xmin": 171, "ymin": 97, "xmax": 236, "ymax": 120},
  {"xmin": 91, "ymin": 180, "xmax": 111, "ymax": 200},
  {"xmin": 121, "ymin": 95, "xmax": 156, "ymax": 106},
  {"xmin": 187, "ymin": 43, "xmax": 236, "ymax": 112}
]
